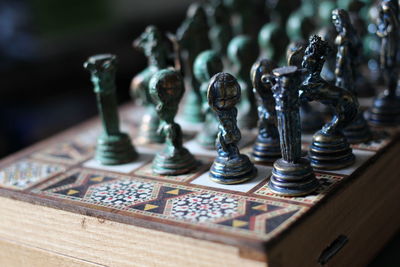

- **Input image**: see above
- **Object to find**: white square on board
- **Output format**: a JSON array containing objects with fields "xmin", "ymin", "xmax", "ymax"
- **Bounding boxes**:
[{"xmin": 83, "ymin": 154, "xmax": 153, "ymax": 174}]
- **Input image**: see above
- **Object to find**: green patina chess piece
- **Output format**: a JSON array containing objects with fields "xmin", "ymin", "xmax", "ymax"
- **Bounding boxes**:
[
  {"xmin": 286, "ymin": 0, "xmax": 317, "ymax": 42},
  {"xmin": 193, "ymin": 50, "xmax": 224, "ymax": 149},
  {"xmin": 269, "ymin": 66, "xmax": 319, "ymax": 196},
  {"xmin": 368, "ymin": 0, "xmax": 400, "ymax": 126},
  {"xmin": 207, "ymin": 1, "xmax": 232, "ymax": 58},
  {"xmin": 301, "ymin": 35, "xmax": 358, "ymax": 170},
  {"xmin": 250, "ymin": 59, "xmax": 281, "ymax": 163},
  {"xmin": 258, "ymin": 21, "xmax": 289, "ymax": 65},
  {"xmin": 227, "ymin": 35, "xmax": 258, "ymax": 129},
  {"xmin": 84, "ymin": 54, "xmax": 138, "ymax": 165},
  {"xmin": 332, "ymin": 9, "xmax": 372, "ymax": 143},
  {"xmin": 208, "ymin": 72, "xmax": 257, "ymax": 184},
  {"xmin": 223, "ymin": 0, "xmax": 251, "ymax": 36},
  {"xmin": 149, "ymin": 69, "xmax": 198, "ymax": 175},
  {"xmin": 131, "ymin": 25, "xmax": 170, "ymax": 144},
  {"xmin": 177, "ymin": 3, "xmax": 210, "ymax": 123}
]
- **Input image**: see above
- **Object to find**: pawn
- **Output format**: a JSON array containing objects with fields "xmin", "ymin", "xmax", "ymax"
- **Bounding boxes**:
[
  {"xmin": 84, "ymin": 54, "xmax": 137, "ymax": 165},
  {"xmin": 250, "ymin": 59, "xmax": 281, "ymax": 163},
  {"xmin": 207, "ymin": 72, "xmax": 257, "ymax": 184},
  {"xmin": 193, "ymin": 50, "xmax": 224, "ymax": 149},
  {"xmin": 149, "ymin": 69, "xmax": 198, "ymax": 175}
]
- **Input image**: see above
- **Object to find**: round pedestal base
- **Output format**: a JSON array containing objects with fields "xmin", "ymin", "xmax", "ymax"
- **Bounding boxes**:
[
  {"xmin": 268, "ymin": 158, "xmax": 319, "ymax": 197},
  {"xmin": 343, "ymin": 112, "xmax": 372, "ymax": 144},
  {"xmin": 209, "ymin": 154, "xmax": 257, "ymax": 184},
  {"xmin": 96, "ymin": 133, "xmax": 138, "ymax": 165},
  {"xmin": 152, "ymin": 148, "xmax": 198, "ymax": 175},
  {"xmin": 252, "ymin": 137, "xmax": 281, "ymax": 163},
  {"xmin": 367, "ymin": 95, "xmax": 400, "ymax": 126}
]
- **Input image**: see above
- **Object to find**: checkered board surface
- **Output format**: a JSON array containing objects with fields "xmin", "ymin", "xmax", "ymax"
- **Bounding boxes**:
[{"xmin": 0, "ymin": 102, "xmax": 398, "ymax": 246}]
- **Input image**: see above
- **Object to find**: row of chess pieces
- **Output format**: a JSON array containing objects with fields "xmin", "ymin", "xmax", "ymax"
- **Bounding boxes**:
[{"xmin": 83, "ymin": 0, "xmax": 400, "ymax": 197}]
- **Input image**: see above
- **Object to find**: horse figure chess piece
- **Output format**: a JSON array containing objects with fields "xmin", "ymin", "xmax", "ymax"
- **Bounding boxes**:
[
  {"xmin": 227, "ymin": 35, "xmax": 258, "ymax": 129},
  {"xmin": 207, "ymin": 72, "xmax": 257, "ymax": 184},
  {"xmin": 193, "ymin": 50, "xmax": 224, "ymax": 149},
  {"xmin": 149, "ymin": 69, "xmax": 198, "ymax": 175},
  {"xmin": 269, "ymin": 66, "xmax": 319, "ymax": 196},
  {"xmin": 368, "ymin": 0, "xmax": 400, "ymax": 126},
  {"xmin": 251, "ymin": 59, "xmax": 281, "ymax": 163},
  {"xmin": 332, "ymin": 9, "xmax": 372, "ymax": 144},
  {"xmin": 300, "ymin": 35, "xmax": 358, "ymax": 170},
  {"xmin": 84, "ymin": 54, "xmax": 138, "ymax": 165},
  {"xmin": 131, "ymin": 25, "xmax": 171, "ymax": 144}
]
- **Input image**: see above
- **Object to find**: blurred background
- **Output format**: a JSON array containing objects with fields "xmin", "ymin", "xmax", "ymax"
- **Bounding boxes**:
[{"xmin": 0, "ymin": 0, "xmax": 398, "ymax": 265}]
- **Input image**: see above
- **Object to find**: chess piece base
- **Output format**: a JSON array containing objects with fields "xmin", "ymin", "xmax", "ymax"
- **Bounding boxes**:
[
  {"xmin": 252, "ymin": 137, "xmax": 281, "ymax": 163},
  {"xmin": 343, "ymin": 112, "xmax": 372, "ymax": 144},
  {"xmin": 309, "ymin": 131, "xmax": 355, "ymax": 170},
  {"xmin": 136, "ymin": 109, "xmax": 165, "ymax": 145},
  {"xmin": 182, "ymin": 90, "xmax": 205, "ymax": 123},
  {"xmin": 96, "ymin": 133, "xmax": 138, "ymax": 165},
  {"xmin": 269, "ymin": 158, "xmax": 319, "ymax": 197},
  {"xmin": 367, "ymin": 95, "xmax": 400, "ymax": 126},
  {"xmin": 152, "ymin": 148, "xmax": 198, "ymax": 175},
  {"xmin": 209, "ymin": 154, "xmax": 257, "ymax": 184}
]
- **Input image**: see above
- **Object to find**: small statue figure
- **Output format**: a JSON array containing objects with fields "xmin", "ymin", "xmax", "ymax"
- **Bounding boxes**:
[
  {"xmin": 368, "ymin": 0, "xmax": 400, "ymax": 126},
  {"xmin": 131, "ymin": 25, "xmax": 171, "ymax": 144},
  {"xmin": 332, "ymin": 9, "xmax": 372, "ymax": 143},
  {"xmin": 149, "ymin": 69, "xmax": 198, "ymax": 175},
  {"xmin": 269, "ymin": 66, "xmax": 319, "ymax": 196},
  {"xmin": 177, "ymin": 3, "xmax": 211, "ymax": 123},
  {"xmin": 207, "ymin": 72, "xmax": 257, "ymax": 184},
  {"xmin": 207, "ymin": 1, "xmax": 232, "ymax": 58},
  {"xmin": 227, "ymin": 35, "xmax": 258, "ymax": 129},
  {"xmin": 250, "ymin": 59, "xmax": 281, "ymax": 163},
  {"xmin": 193, "ymin": 50, "xmax": 224, "ymax": 149},
  {"xmin": 301, "ymin": 35, "xmax": 358, "ymax": 170},
  {"xmin": 84, "ymin": 54, "xmax": 138, "ymax": 165}
]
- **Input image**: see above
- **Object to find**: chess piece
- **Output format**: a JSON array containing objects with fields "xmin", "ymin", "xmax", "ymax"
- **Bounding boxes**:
[
  {"xmin": 368, "ymin": 0, "xmax": 400, "ymax": 126},
  {"xmin": 149, "ymin": 69, "xmax": 198, "ymax": 175},
  {"xmin": 287, "ymin": 41, "xmax": 325, "ymax": 133},
  {"xmin": 130, "ymin": 25, "xmax": 170, "ymax": 144},
  {"xmin": 332, "ymin": 9, "xmax": 372, "ymax": 143},
  {"xmin": 207, "ymin": 72, "xmax": 257, "ymax": 184},
  {"xmin": 227, "ymin": 35, "xmax": 258, "ymax": 129},
  {"xmin": 258, "ymin": 21, "xmax": 289, "ymax": 65},
  {"xmin": 269, "ymin": 66, "xmax": 319, "ymax": 196},
  {"xmin": 223, "ymin": 0, "xmax": 251, "ymax": 36},
  {"xmin": 193, "ymin": 50, "xmax": 224, "ymax": 149},
  {"xmin": 177, "ymin": 3, "xmax": 211, "ymax": 123},
  {"xmin": 286, "ymin": 0, "xmax": 317, "ymax": 42},
  {"xmin": 301, "ymin": 36, "xmax": 358, "ymax": 170},
  {"xmin": 250, "ymin": 59, "xmax": 281, "ymax": 163},
  {"xmin": 207, "ymin": 1, "xmax": 232, "ymax": 58},
  {"xmin": 84, "ymin": 54, "xmax": 138, "ymax": 165}
]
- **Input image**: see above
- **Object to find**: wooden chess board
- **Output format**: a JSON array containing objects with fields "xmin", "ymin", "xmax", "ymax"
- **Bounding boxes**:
[{"xmin": 0, "ymin": 102, "xmax": 399, "ymax": 267}]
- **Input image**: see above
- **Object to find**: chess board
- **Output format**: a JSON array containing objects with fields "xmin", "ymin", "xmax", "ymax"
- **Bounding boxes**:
[{"xmin": 0, "ymin": 101, "xmax": 399, "ymax": 267}]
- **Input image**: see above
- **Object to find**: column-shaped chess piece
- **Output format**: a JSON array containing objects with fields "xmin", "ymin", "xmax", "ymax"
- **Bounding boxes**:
[
  {"xmin": 207, "ymin": 72, "xmax": 257, "ymax": 184},
  {"xmin": 149, "ymin": 69, "xmax": 198, "ymax": 175},
  {"xmin": 194, "ymin": 50, "xmax": 224, "ymax": 149},
  {"xmin": 131, "ymin": 26, "xmax": 170, "ymax": 144},
  {"xmin": 84, "ymin": 54, "xmax": 138, "ymax": 165},
  {"xmin": 332, "ymin": 9, "xmax": 372, "ymax": 143},
  {"xmin": 251, "ymin": 59, "xmax": 281, "ymax": 163},
  {"xmin": 301, "ymin": 35, "xmax": 358, "ymax": 170},
  {"xmin": 269, "ymin": 66, "xmax": 319, "ymax": 196},
  {"xmin": 368, "ymin": 0, "xmax": 400, "ymax": 126},
  {"xmin": 227, "ymin": 35, "xmax": 258, "ymax": 129}
]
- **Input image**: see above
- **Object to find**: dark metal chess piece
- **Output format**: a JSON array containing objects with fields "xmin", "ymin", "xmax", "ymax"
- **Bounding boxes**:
[
  {"xmin": 332, "ymin": 9, "xmax": 372, "ymax": 143},
  {"xmin": 207, "ymin": 1, "xmax": 232, "ymax": 58},
  {"xmin": 301, "ymin": 36, "xmax": 358, "ymax": 170},
  {"xmin": 287, "ymin": 41, "xmax": 325, "ymax": 133},
  {"xmin": 148, "ymin": 69, "xmax": 198, "ymax": 175},
  {"xmin": 368, "ymin": 0, "xmax": 400, "ymax": 126},
  {"xmin": 207, "ymin": 72, "xmax": 257, "ymax": 184},
  {"xmin": 250, "ymin": 59, "xmax": 281, "ymax": 163},
  {"xmin": 177, "ymin": 3, "xmax": 211, "ymax": 123},
  {"xmin": 269, "ymin": 66, "xmax": 319, "ymax": 196},
  {"xmin": 193, "ymin": 50, "xmax": 224, "ymax": 149},
  {"xmin": 227, "ymin": 35, "xmax": 258, "ymax": 129},
  {"xmin": 131, "ymin": 25, "xmax": 170, "ymax": 144},
  {"xmin": 84, "ymin": 54, "xmax": 138, "ymax": 165}
]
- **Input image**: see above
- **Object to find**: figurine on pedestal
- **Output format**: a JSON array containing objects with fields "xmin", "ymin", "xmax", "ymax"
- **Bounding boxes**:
[
  {"xmin": 149, "ymin": 69, "xmax": 198, "ymax": 175},
  {"xmin": 130, "ymin": 26, "xmax": 170, "ymax": 144},
  {"xmin": 332, "ymin": 9, "xmax": 372, "ymax": 143},
  {"xmin": 250, "ymin": 59, "xmax": 281, "ymax": 163},
  {"xmin": 193, "ymin": 50, "xmax": 224, "ymax": 149},
  {"xmin": 227, "ymin": 35, "xmax": 258, "ymax": 129},
  {"xmin": 207, "ymin": 72, "xmax": 257, "ymax": 184},
  {"xmin": 368, "ymin": 0, "xmax": 400, "ymax": 126},
  {"xmin": 84, "ymin": 54, "xmax": 138, "ymax": 165},
  {"xmin": 269, "ymin": 66, "xmax": 319, "ymax": 196},
  {"xmin": 301, "ymin": 35, "xmax": 358, "ymax": 170}
]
